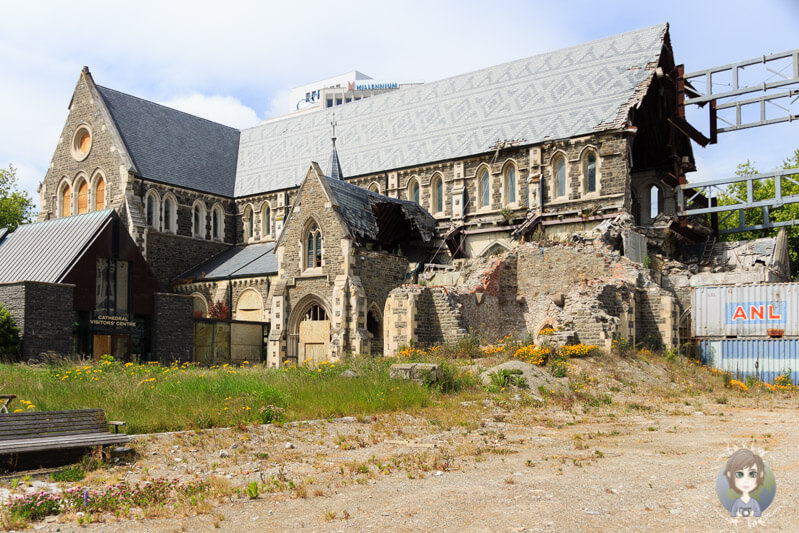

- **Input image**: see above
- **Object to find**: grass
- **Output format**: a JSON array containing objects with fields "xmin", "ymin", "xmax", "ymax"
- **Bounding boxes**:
[{"xmin": 0, "ymin": 357, "xmax": 431, "ymax": 434}]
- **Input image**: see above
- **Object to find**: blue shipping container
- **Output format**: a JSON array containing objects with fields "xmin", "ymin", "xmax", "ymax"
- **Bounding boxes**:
[{"xmin": 698, "ymin": 338, "xmax": 799, "ymax": 384}]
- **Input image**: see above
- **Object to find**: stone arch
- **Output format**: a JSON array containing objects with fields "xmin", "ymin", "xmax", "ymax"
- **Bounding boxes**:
[
  {"xmin": 211, "ymin": 202, "xmax": 225, "ymax": 241},
  {"xmin": 549, "ymin": 150, "xmax": 569, "ymax": 200},
  {"xmin": 191, "ymin": 292, "xmax": 208, "ymax": 318},
  {"xmin": 260, "ymin": 200, "xmax": 272, "ymax": 238},
  {"xmin": 144, "ymin": 189, "xmax": 161, "ymax": 230},
  {"xmin": 73, "ymin": 173, "xmax": 90, "ymax": 215},
  {"xmin": 475, "ymin": 162, "xmax": 492, "ymax": 210},
  {"xmin": 90, "ymin": 170, "xmax": 107, "ymax": 211},
  {"xmin": 577, "ymin": 145, "xmax": 600, "ymax": 196},
  {"xmin": 533, "ymin": 317, "xmax": 558, "ymax": 344},
  {"xmin": 242, "ymin": 203, "xmax": 255, "ymax": 242},
  {"xmin": 430, "ymin": 172, "xmax": 444, "ymax": 214},
  {"xmin": 288, "ymin": 294, "xmax": 331, "ymax": 366},
  {"xmin": 162, "ymin": 192, "xmax": 178, "ymax": 234},
  {"xmin": 192, "ymin": 199, "xmax": 207, "ymax": 238},
  {"xmin": 235, "ymin": 288, "xmax": 264, "ymax": 321},
  {"xmin": 302, "ymin": 216, "xmax": 323, "ymax": 270},
  {"xmin": 407, "ymin": 176, "xmax": 420, "ymax": 204},
  {"xmin": 479, "ymin": 240, "xmax": 510, "ymax": 257},
  {"xmin": 57, "ymin": 178, "xmax": 72, "ymax": 217},
  {"xmin": 500, "ymin": 159, "xmax": 518, "ymax": 206},
  {"xmin": 368, "ymin": 181, "xmax": 382, "ymax": 194}
]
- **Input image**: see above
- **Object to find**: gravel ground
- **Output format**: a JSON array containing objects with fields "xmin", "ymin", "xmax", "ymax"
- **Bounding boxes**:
[{"xmin": 8, "ymin": 356, "xmax": 798, "ymax": 532}]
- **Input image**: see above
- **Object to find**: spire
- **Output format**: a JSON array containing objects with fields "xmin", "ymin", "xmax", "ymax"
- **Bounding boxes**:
[{"xmin": 328, "ymin": 116, "xmax": 343, "ymax": 180}]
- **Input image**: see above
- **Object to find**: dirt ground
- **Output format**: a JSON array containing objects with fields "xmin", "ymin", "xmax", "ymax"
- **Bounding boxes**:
[{"xmin": 8, "ymin": 355, "xmax": 799, "ymax": 532}]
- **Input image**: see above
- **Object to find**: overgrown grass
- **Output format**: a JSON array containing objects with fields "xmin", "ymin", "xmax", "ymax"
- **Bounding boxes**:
[{"xmin": 0, "ymin": 357, "xmax": 431, "ymax": 434}]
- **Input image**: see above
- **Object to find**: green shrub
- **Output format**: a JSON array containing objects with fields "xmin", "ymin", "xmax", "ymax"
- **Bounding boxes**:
[
  {"xmin": 51, "ymin": 466, "xmax": 86, "ymax": 482},
  {"xmin": 0, "ymin": 304, "xmax": 21, "ymax": 361},
  {"xmin": 487, "ymin": 368, "xmax": 527, "ymax": 391}
]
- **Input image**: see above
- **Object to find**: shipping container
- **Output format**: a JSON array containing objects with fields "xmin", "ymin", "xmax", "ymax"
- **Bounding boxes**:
[
  {"xmin": 692, "ymin": 283, "xmax": 799, "ymax": 338},
  {"xmin": 698, "ymin": 338, "xmax": 799, "ymax": 384}
]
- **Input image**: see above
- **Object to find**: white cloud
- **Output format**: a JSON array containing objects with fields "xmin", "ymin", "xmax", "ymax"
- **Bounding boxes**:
[{"xmin": 158, "ymin": 94, "xmax": 261, "ymax": 129}]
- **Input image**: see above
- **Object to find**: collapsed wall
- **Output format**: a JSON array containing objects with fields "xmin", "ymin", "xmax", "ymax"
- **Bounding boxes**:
[{"xmin": 384, "ymin": 237, "xmax": 680, "ymax": 355}]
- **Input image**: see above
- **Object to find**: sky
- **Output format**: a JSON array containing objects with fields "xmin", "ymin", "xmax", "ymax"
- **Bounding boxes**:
[{"xmin": 1, "ymin": 0, "xmax": 797, "ymax": 210}]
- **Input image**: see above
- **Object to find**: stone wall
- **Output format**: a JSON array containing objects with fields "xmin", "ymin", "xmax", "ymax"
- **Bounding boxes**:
[
  {"xmin": 383, "ymin": 286, "xmax": 468, "ymax": 355},
  {"xmin": 0, "ymin": 282, "xmax": 74, "ymax": 361},
  {"xmin": 635, "ymin": 288, "xmax": 679, "ymax": 349},
  {"xmin": 152, "ymin": 292, "xmax": 193, "ymax": 363},
  {"xmin": 147, "ymin": 231, "xmax": 230, "ymax": 289},
  {"xmin": 39, "ymin": 70, "xmax": 127, "ymax": 220}
]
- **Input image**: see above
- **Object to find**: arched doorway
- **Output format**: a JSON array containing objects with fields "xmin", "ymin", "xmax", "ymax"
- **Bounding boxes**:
[
  {"xmin": 367, "ymin": 305, "xmax": 383, "ymax": 355},
  {"xmin": 288, "ymin": 297, "xmax": 331, "ymax": 366}
]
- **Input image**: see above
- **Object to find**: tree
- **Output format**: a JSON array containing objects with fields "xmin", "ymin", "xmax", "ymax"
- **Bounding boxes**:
[
  {"xmin": 0, "ymin": 303, "xmax": 21, "ymax": 361},
  {"xmin": 0, "ymin": 164, "xmax": 35, "ymax": 231},
  {"xmin": 717, "ymin": 148, "xmax": 799, "ymax": 275}
]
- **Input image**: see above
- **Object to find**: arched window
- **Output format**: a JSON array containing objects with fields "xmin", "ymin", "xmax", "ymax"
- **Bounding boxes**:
[
  {"xmin": 303, "ymin": 303, "xmax": 328, "ymax": 321},
  {"xmin": 192, "ymin": 201, "xmax": 206, "ymax": 238},
  {"xmin": 649, "ymin": 185, "xmax": 662, "ymax": 220},
  {"xmin": 431, "ymin": 175, "xmax": 443, "ymax": 214},
  {"xmin": 479, "ymin": 168, "xmax": 490, "ymax": 208},
  {"xmin": 60, "ymin": 183, "xmax": 71, "ymax": 217},
  {"xmin": 211, "ymin": 204, "xmax": 225, "ymax": 241},
  {"xmin": 77, "ymin": 180, "xmax": 89, "ymax": 214},
  {"xmin": 93, "ymin": 175, "xmax": 105, "ymax": 211},
  {"xmin": 306, "ymin": 221, "xmax": 322, "ymax": 269},
  {"xmin": 163, "ymin": 194, "xmax": 177, "ymax": 233},
  {"xmin": 261, "ymin": 203, "xmax": 271, "ymax": 238},
  {"xmin": 504, "ymin": 165, "xmax": 516, "ymax": 205},
  {"xmin": 235, "ymin": 288, "xmax": 264, "ymax": 321},
  {"xmin": 191, "ymin": 293, "xmax": 208, "ymax": 318},
  {"xmin": 145, "ymin": 190, "xmax": 160, "ymax": 230},
  {"xmin": 243, "ymin": 205, "xmax": 254, "ymax": 241},
  {"xmin": 585, "ymin": 152, "xmax": 597, "ymax": 194},
  {"xmin": 554, "ymin": 155, "xmax": 566, "ymax": 198},
  {"xmin": 408, "ymin": 178, "xmax": 420, "ymax": 204},
  {"xmin": 368, "ymin": 182, "xmax": 381, "ymax": 194}
]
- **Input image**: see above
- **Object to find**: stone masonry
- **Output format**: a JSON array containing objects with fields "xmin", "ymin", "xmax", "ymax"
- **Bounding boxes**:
[{"xmin": 0, "ymin": 282, "xmax": 74, "ymax": 361}]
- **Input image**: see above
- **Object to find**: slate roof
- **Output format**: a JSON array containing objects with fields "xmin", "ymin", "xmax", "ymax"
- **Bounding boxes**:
[
  {"xmin": 178, "ymin": 243, "xmax": 278, "ymax": 281},
  {"xmin": 325, "ymin": 174, "xmax": 437, "ymax": 243},
  {"xmin": 97, "ymin": 86, "xmax": 240, "ymax": 197},
  {"xmin": 235, "ymin": 24, "xmax": 667, "ymax": 196},
  {"xmin": 0, "ymin": 210, "xmax": 114, "ymax": 283}
]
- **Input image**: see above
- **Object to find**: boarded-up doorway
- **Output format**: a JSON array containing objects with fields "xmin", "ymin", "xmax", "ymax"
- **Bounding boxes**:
[{"xmin": 298, "ymin": 303, "xmax": 330, "ymax": 365}]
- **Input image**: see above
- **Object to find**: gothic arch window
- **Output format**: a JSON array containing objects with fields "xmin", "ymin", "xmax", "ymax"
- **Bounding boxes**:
[
  {"xmin": 367, "ymin": 304, "xmax": 383, "ymax": 354},
  {"xmin": 368, "ymin": 182, "xmax": 381, "ymax": 194},
  {"xmin": 58, "ymin": 180, "xmax": 71, "ymax": 218},
  {"xmin": 145, "ymin": 190, "xmax": 161, "ymax": 230},
  {"xmin": 75, "ymin": 177, "xmax": 89, "ymax": 215},
  {"xmin": 649, "ymin": 184, "xmax": 663, "ymax": 220},
  {"xmin": 243, "ymin": 205, "xmax": 254, "ymax": 242},
  {"xmin": 303, "ymin": 303, "xmax": 328, "ymax": 321},
  {"xmin": 261, "ymin": 202, "xmax": 272, "ymax": 238},
  {"xmin": 431, "ymin": 174, "xmax": 444, "ymax": 214},
  {"xmin": 91, "ymin": 172, "xmax": 106, "ymax": 211},
  {"xmin": 581, "ymin": 149, "xmax": 598, "ymax": 195},
  {"xmin": 503, "ymin": 163, "xmax": 517, "ymax": 206},
  {"xmin": 478, "ymin": 167, "xmax": 491, "ymax": 209},
  {"xmin": 552, "ymin": 154, "xmax": 567, "ymax": 199},
  {"xmin": 481, "ymin": 241, "xmax": 510, "ymax": 257},
  {"xmin": 163, "ymin": 193, "xmax": 178, "ymax": 234},
  {"xmin": 408, "ymin": 178, "xmax": 420, "ymax": 204},
  {"xmin": 192, "ymin": 200, "xmax": 207, "ymax": 238},
  {"xmin": 191, "ymin": 292, "xmax": 208, "ymax": 318},
  {"xmin": 305, "ymin": 220, "xmax": 323, "ymax": 269},
  {"xmin": 211, "ymin": 203, "xmax": 225, "ymax": 241}
]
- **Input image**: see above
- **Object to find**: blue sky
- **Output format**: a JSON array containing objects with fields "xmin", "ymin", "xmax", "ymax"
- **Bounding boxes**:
[{"xmin": 1, "ymin": 0, "xmax": 797, "ymax": 209}]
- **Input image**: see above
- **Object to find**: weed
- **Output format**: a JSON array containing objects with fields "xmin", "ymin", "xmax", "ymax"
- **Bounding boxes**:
[
  {"xmin": 51, "ymin": 465, "xmax": 85, "ymax": 482},
  {"xmin": 246, "ymin": 481, "xmax": 259, "ymax": 499}
]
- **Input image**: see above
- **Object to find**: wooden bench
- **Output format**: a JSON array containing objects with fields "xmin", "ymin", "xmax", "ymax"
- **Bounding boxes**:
[{"xmin": 0, "ymin": 409, "xmax": 130, "ymax": 455}]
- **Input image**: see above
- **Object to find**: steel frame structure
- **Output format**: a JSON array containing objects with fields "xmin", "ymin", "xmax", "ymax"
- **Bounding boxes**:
[
  {"xmin": 678, "ymin": 168, "xmax": 799, "ymax": 234},
  {"xmin": 684, "ymin": 49, "xmax": 799, "ymax": 141}
]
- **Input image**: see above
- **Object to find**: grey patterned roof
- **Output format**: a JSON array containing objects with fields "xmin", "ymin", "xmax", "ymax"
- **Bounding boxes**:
[
  {"xmin": 235, "ymin": 24, "xmax": 667, "ymax": 197},
  {"xmin": 0, "ymin": 210, "xmax": 114, "ymax": 283},
  {"xmin": 97, "ymin": 86, "xmax": 240, "ymax": 197},
  {"xmin": 178, "ymin": 243, "xmax": 278, "ymax": 281}
]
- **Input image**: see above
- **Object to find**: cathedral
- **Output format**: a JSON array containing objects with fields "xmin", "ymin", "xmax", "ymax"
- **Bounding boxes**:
[{"xmin": 2, "ymin": 23, "xmax": 699, "ymax": 364}]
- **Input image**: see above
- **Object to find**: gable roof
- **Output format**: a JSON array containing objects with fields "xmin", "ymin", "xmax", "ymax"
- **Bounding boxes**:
[
  {"xmin": 0, "ymin": 210, "xmax": 114, "ymax": 283},
  {"xmin": 177, "ymin": 242, "xmax": 278, "ymax": 281},
  {"xmin": 235, "ymin": 24, "xmax": 668, "ymax": 196},
  {"xmin": 96, "ymin": 86, "xmax": 240, "ymax": 197},
  {"xmin": 325, "ymin": 175, "xmax": 437, "ymax": 244}
]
